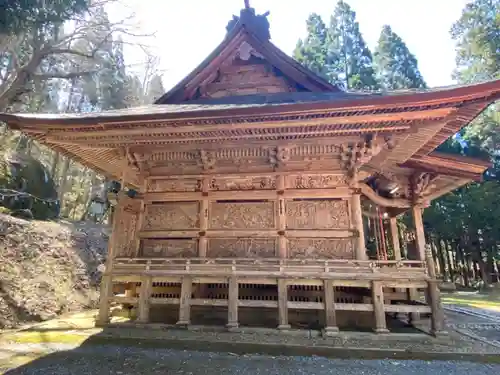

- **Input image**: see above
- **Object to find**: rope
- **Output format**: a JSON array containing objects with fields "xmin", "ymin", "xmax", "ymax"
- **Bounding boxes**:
[{"xmin": 0, "ymin": 188, "xmax": 59, "ymax": 204}]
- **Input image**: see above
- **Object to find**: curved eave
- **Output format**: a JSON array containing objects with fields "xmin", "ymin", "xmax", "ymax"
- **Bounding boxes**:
[{"xmin": 2, "ymin": 79, "xmax": 499, "ymax": 129}]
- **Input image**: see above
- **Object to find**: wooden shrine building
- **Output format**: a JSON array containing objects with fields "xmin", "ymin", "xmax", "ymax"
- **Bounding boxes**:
[{"xmin": 2, "ymin": 4, "xmax": 500, "ymax": 335}]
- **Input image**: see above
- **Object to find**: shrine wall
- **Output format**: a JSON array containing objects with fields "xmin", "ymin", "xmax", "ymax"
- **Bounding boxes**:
[{"xmin": 111, "ymin": 173, "xmax": 358, "ymax": 260}]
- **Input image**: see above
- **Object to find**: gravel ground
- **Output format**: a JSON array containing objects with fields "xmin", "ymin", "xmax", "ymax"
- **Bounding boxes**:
[{"xmin": 3, "ymin": 345, "xmax": 500, "ymax": 375}]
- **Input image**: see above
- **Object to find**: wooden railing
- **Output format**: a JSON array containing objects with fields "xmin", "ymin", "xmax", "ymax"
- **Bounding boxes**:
[{"xmin": 112, "ymin": 257, "xmax": 428, "ymax": 280}]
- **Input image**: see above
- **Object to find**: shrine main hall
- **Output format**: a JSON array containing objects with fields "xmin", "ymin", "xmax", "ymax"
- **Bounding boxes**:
[{"xmin": 2, "ymin": 4, "xmax": 500, "ymax": 335}]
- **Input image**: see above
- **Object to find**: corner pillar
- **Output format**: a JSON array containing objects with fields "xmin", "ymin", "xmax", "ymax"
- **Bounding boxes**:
[
  {"xmin": 351, "ymin": 193, "xmax": 367, "ymax": 260},
  {"xmin": 412, "ymin": 206, "xmax": 426, "ymax": 261}
]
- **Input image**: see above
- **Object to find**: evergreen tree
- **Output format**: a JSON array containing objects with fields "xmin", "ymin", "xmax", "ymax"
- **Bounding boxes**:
[
  {"xmin": 293, "ymin": 14, "xmax": 329, "ymax": 79},
  {"xmin": 373, "ymin": 25, "xmax": 427, "ymax": 90},
  {"xmin": 293, "ymin": 1, "xmax": 379, "ymax": 90},
  {"xmin": 451, "ymin": 0, "xmax": 500, "ymax": 83},
  {"xmin": 326, "ymin": 1, "xmax": 379, "ymax": 90},
  {"xmin": 146, "ymin": 74, "xmax": 165, "ymax": 104}
]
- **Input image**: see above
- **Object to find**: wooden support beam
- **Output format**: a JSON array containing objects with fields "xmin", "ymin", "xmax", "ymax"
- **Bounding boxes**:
[
  {"xmin": 227, "ymin": 277, "xmax": 239, "ymax": 330},
  {"xmin": 351, "ymin": 194, "xmax": 367, "ymax": 260},
  {"xmin": 372, "ymin": 281, "xmax": 389, "ymax": 334},
  {"xmin": 177, "ymin": 276, "xmax": 192, "ymax": 326},
  {"xmin": 96, "ymin": 275, "xmax": 113, "ymax": 326},
  {"xmin": 323, "ymin": 279, "xmax": 339, "ymax": 336},
  {"xmin": 277, "ymin": 279, "xmax": 290, "ymax": 330},
  {"xmin": 137, "ymin": 275, "xmax": 152, "ymax": 323},
  {"xmin": 412, "ymin": 206, "xmax": 426, "ymax": 261},
  {"xmin": 389, "ymin": 217, "xmax": 401, "ymax": 261}
]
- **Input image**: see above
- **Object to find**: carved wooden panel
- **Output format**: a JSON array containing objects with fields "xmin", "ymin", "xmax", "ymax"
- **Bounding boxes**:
[
  {"xmin": 143, "ymin": 202, "xmax": 199, "ymax": 230},
  {"xmin": 140, "ymin": 239, "xmax": 198, "ymax": 258},
  {"xmin": 210, "ymin": 176, "xmax": 276, "ymax": 191},
  {"xmin": 207, "ymin": 238, "xmax": 276, "ymax": 258},
  {"xmin": 147, "ymin": 179, "xmax": 200, "ymax": 192},
  {"xmin": 288, "ymin": 238, "xmax": 354, "ymax": 259},
  {"xmin": 201, "ymin": 62, "xmax": 293, "ymax": 99},
  {"xmin": 114, "ymin": 199, "xmax": 141, "ymax": 258},
  {"xmin": 209, "ymin": 201, "xmax": 275, "ymax": 229},
  {"xmin": 288, "ymin": 174, "xmax": 348, "ymax": 189},
  {"xmin": 286, "ymin": 200, "xmax": 350, "ymax": 229}
]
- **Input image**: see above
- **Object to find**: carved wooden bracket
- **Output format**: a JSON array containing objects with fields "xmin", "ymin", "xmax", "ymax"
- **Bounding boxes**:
[
  {"xmin": 410, "ymin": 172, "xmax": 437, "ymax": 203},
  {"xmin": 199, "ymin": 150, "xmax": 216, "ymax": 171},
  {"xmin": 269, "ymin": 146, "xmax": 290, "ymax": 169}
]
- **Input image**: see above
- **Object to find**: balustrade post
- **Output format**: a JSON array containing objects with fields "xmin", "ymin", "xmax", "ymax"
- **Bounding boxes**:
[
  {"xmin": 177, "ymin": 276, "xmax": 192, "ymax": 327},
  {"xmin": 372, "ymin": 281, "xmax": 389, "ymax": 334},
  {"xmin": 227, "ymin": 276, "xmax": 239, "ymax": 330},
  {"xmin": 137, "ymin": 275, "xmax": 152, "ymax": 323},
  {"xmin": 277, "ymin": 279, "xmax": 290, "ymax": 330},
  {"xmin": 323, "ymin": 279, "xmax": 339, "ymax": 336}
]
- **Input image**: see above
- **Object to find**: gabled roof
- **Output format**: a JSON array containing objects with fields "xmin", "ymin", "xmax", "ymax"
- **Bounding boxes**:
[{"xmin": 155, "ymin": 7, "xmax": 340, "ymax": 104}]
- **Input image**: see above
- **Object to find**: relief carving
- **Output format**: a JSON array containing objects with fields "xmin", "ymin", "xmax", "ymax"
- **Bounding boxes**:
[
  {"xmin": 269, "ymin": 146, "xmax": 290, "ymax": 169},
  {"xmin": 143, "ymin": 202, "xmax": 199, "ymax": 230},
  {"xmin": 140, "ymin": 239, "xmax": 198, "ymax": 258},
  {"xmin": 199, "ymin": 150, "xmax": 216, "ymax": 171},
  {"xmin": 210, "ymin": 176, "xmax": 276, "ymax": 191},
  {"xmin": 114, "ymin": 199, "xmax": 141, "ymax": 258},
  {"xmin": 288, "ymin": 238, "xmax": 354, "ymax": 259},
  {"xmin": 290, "ymin": 174, "xmax": 348, "ymax": 189},
  {"xmin": 210, "ymin": 202, "xmax": 275, "ymax": 229},
  {"xmin": 147, "ymin": 179, "xmax": 200, "ymax": 192},
  {"xmin": 286, "ymin": 200, "xmax": 350, "ymax": 229},
  {"xmin": 208, "ymin": 238, "xmax": 276, "ymax": 258}
]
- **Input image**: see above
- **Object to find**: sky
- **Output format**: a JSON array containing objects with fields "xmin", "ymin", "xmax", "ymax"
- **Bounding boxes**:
[{"xmin": 108, "ymin": 0, "xmax": 470, "ymax": 91}]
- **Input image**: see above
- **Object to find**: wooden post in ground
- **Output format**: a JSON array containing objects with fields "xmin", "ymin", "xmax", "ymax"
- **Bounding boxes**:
[
  {"xmin": 137, "ymin": 275, "xmax": 152, "ymax": 323},
  {"xmin": 425, "ymin": 247, "xmax": 446, "ymax": 336},
  {"xmin": 372, "ymin": 281, "xmax": 389, "ymax": 333},
  {"xmin": 177, "ymin": 276, "xmax": 192, "ymax": 327},
  {"xmin": 277, "ymin": 279, "xmax": 290, "ymax": 330},
  {"xmin": 227, "ymin": 277, "xmax": 239, "ymax": 330},
  {"xmin": 409, "ymin": 205, "xmax": 426, "ymax": 322},
  {"xmin": 96, "ymin": 195, "xmax": 122, "ymax": 326},
  {"xmin": 323, "ymin": 279, "xmax": 339, "ymax": 336}
]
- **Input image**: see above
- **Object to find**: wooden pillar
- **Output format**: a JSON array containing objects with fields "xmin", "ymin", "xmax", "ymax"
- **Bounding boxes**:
[
  {"xmin": 412, "ymin": 206, "xmax": 426, "ymax": 261},
  {"xmin": 351, "ymin": 194, "xmax": 367, "ymax": 260},
  {"xmin": 371, "ymin": 281, "xmax": 389, "ymax": 333},
  {"xmin": 132, "ymin": 179, "xmax": 148, "ymax": 257},
  {"xmin": 425, "ymin": 247, "xmax": 446, "ymax": 336},
  {"xmin": 277, "ymin": 175, "xmax": 287, "ymax": 258},
  {"xmin": 323, "ymin": 280, "xmax": 339, "ymax": 335},
  {"xmin": 177, "ymin": 276, "xmax": 192, "ymax": 326},
  {"xmin": 199, "ymin": 178, "xmax": 209, "ymax": 258},
  {"xmin": 389, "ymin": 217, "xmax": 401, "ymax": 261},
  {"xmin": 137, "ymin": 275, "xmax": 152, "ymax": 323},
  {"xmin": 226, "ymin": 277, "xmax": 239, "ymax": 330},
  {"xmin": 277, "ymin": 279, "xmax": 290, "ymax": 330},
  {"xmin": 96, "ymin": 196, "xmax": 122, "ymax": 326}
]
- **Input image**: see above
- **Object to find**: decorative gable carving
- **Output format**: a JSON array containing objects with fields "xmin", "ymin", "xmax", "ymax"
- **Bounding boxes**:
[{"xmin": 193, "ymin": 41, "xmax": 296, "ymax": 100}]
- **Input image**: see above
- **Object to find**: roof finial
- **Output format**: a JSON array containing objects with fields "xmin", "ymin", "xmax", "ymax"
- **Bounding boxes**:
[{"xmin": 244, "ymin": 0, "xmax": 250, "ymax": 9}]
